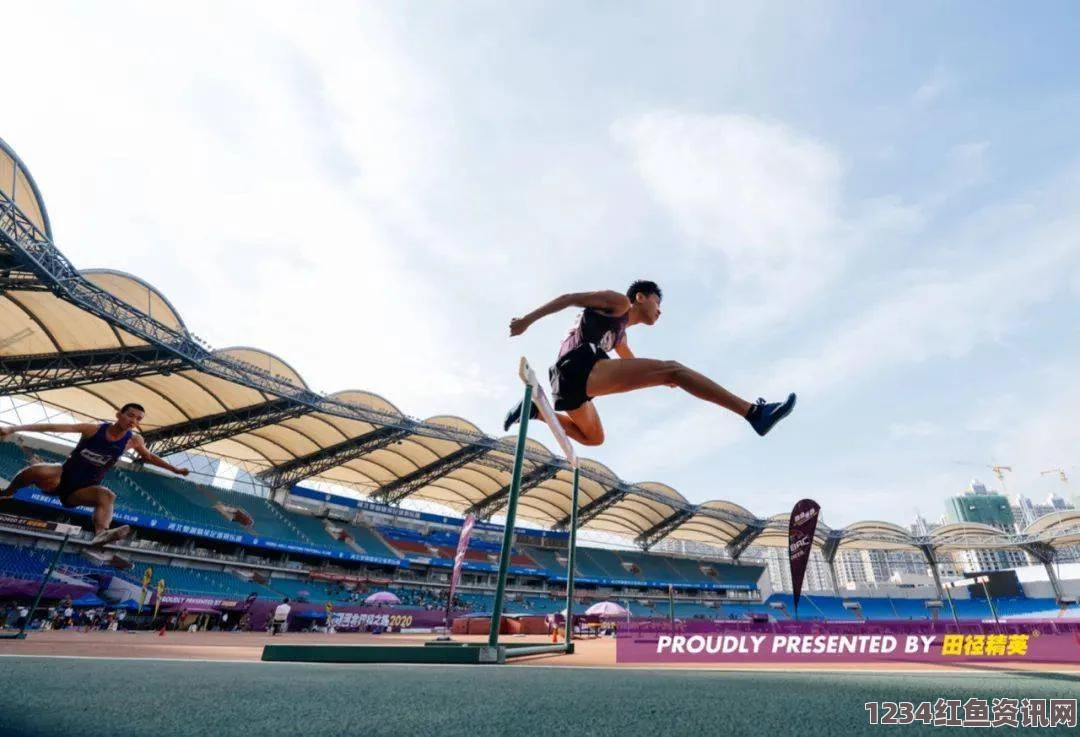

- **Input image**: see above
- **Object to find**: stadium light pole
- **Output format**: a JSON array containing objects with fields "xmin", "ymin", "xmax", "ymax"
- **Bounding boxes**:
[
  {"xmin": 941, "ymin": 582, "xmax": 961, "ymax": 630},
  {"xmin": 976, "ymin": 575, "xmax": 1001, "ymax": 629}
]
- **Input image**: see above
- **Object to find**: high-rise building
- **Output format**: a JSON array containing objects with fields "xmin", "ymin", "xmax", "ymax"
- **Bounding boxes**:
[
  {"xmin": 946, "ymin": 480, "xmax": 1016, "ymax": 530},
  {"xmin": 1047, "ymin": 493, "xmax": 1072, "ymax": 511},
  {"xmin": 748, "ymin": 546, "xmax": 832, "ymax": 593},
  {"xmin": 945, "ymin": 479, "xmax": 1027, "ymax": 571},
  {"xmin": 1013, "ymin": 493, "xmax": 1073, "ymax": 529},
  {"xmin": 836, "ymin": 550, "xmax": 869, "ymax": 588}
]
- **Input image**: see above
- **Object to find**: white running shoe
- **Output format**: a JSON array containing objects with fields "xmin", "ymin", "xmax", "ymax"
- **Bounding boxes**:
[{"xmin": 89, "ymin": 524, "xmax": 131, "ymax": 548}]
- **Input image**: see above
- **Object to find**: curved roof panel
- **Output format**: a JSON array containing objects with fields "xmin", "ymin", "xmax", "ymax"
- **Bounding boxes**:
[
  {"xmin": 334, "ymin": 390, "xmax": 403, "ymax": 417},
  {"xmin": 930, "ymin": 523, "xmax": 1016, "ymax": 551},
  {"xmin": 0, "ymin": 137, "xmax": 51, "ymax": 237},
  {"xmin": 216, "ymin": 347, "xmax": 308, "ymax": 389},
  {"xmin": 83, "ymin": 270, "xmax": 187, "ymax": 332},
  {"xmin": 1022, "ymin": 511, "xmax": 1080, "ymax": 547}
]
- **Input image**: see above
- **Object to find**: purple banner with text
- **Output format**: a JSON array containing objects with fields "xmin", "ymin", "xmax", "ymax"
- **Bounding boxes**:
[{"xmin": 615, "ymin": 620, "xmax": 1080, "ymax": 665}]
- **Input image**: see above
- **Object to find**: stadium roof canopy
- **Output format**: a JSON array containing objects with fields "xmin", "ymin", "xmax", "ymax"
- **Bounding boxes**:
[
  {"xmin": 1, "ymin": 137, "xmax": 1075, "ymax": 558},
  {"xmin": 1022, "ymin": 511, "xmax": 1080, "ymax": 548}
]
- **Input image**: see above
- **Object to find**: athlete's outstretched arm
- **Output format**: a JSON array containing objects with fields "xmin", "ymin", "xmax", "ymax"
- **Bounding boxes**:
[
  {"xmin": 0, "ymin": 422, "xmax": 98, "ymax": 439},
  {"xmin": 510, "ymin": 290, "xmax": 631, "ymax": 336},
  {"xmin": 129, "ymin": 435, "xmax": 190, "ymax": 477}
]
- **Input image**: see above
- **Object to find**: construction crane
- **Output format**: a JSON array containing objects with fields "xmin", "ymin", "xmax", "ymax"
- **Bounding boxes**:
[
  {"xmin": 1040, "ymin": 468, "xmax": 1069, "ymax": 486},
  {"xmin": 950, "ymin": 461, "xmax": 1014, "ymax": 495},
  {"xmin": 990, "ymin": 465, "xmax": 1013, "ymax": 489}
]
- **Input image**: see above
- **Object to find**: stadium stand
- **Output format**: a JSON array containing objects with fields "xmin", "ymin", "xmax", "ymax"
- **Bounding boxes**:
[{"xmin": 617, "ymin": 550, "xmax": 681, "ymax": 581}]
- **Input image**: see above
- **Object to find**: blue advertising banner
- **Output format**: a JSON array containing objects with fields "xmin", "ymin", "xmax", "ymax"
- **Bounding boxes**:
[
  {"xmin": 12, "ymin": 489, "xmax": 400, "ymax": 567},
  {"xmin": 289, "ymin": 485, "xmax": 570, "ymax": 541}
]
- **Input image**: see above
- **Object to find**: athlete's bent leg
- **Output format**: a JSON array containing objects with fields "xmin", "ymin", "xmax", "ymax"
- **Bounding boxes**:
[
  {"xmin": 0, "ymin": 464, "xmax": 61, "ymax": 500},
  {"xmin": 564, "ymin": 402, "xmax": 605, "ymax": 446},
  {"xmin": 505, "ymin": 398, "xmax": 603, "ymax": 445},
  {"xmin": 64, "ymin": 486, "xmax": 130, "ymax": 545}
]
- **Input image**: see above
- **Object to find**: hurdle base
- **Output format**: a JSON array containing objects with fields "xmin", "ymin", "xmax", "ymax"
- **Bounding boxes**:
[
  {"xmin": 0, "ymin": 632, "xmax": 27, "ymax": 640},
  {"xmin": 261, "ymin": 640, "xmax": 573, "ymax": 664},
  {"xmin": 261, "ymin": 643, "xmax": 506, "ymax": 664}
]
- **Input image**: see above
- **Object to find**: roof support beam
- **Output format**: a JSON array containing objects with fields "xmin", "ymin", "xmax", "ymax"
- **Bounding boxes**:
[
  {"xmin": 916, "ymin": 544, "xmax": 946, "ymax": 602},
  {"xmin": 726, "ymin": 523, "xmax": 765, "ymax": 561},
  {"xmin": 141, "ymin": 398, "xmax": 313, "ymax": 458},
  {"xmin": 821, "ymin": 533, "xmax": 842, "ymax": 564},
  {"xmin": 637, "ymin": 509, "xmax": 695, "ymax": 551},
  {"xmin": 259, "ymin": 425, "xmax": 412, "ymax": 490},
  {"xmin": 1020, "ymin": 542, "xmax": 1065, "ymax": 602},
  {"xmin": 553, "ymin": 486, "xmax": 627, "ymax": 531},
  {"xmin": 0, "ymin": 345, "xmax": 187, "ymax": 396},
  {"xmin": 821, "ymin": 532, "xmax": 845, "ymax": 595},
  {"xmin": 373, "ymin": 445, "xmax": 493, "ymax": 506},
  {"xmin": 466, "ymin": 464, "xmax": 560, "ymax": 521}
]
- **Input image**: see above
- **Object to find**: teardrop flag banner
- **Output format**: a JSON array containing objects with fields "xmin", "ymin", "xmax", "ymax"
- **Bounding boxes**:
[{"xmin": 788, "ymin": 499, "xmax": 821, "ymax": 620}]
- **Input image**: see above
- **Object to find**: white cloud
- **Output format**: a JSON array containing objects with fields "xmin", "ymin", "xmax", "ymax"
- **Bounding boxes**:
[
  {"xmin": 0, "ymin": 2, "xmax": 579, "ymax": 423},
  {"xmin": 612, "ymin": 113, "xmax": 846, "ymax": 341},
  {"xmin": 762, "ymin": 169, "xmax": 1080, "ymax": 399},
  {"xmin": 605, "ymin": 160, "xmax": 1080, "ymax": 483},
  {"xmin": 990, "ymin": 366, "xmax": 1080, "ymax": 495}
]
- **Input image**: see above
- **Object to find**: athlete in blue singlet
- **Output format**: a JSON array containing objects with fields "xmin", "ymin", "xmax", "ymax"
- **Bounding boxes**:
[
  {"xmin": 0, "ymin": 403, "xmax": 190, "ymax": 547},
  {"xmin": 504, "ymin": 280, "xmax": 796, "ymax": 446}
]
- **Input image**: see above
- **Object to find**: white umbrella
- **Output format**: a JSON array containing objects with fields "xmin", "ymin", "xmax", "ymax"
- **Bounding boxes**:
[{"xmin": 585, "ymin": 601, "xmax": 628, "ymax": 618}]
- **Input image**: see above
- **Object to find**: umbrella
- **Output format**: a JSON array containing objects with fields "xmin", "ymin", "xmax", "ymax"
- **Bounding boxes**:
[
  {"xmin": 585, "ymin": 601, "xmax": 628, "ymax": 618},
  {"xmin": 364, "ymin": 591, "xmax": 400, "ymax": 605},
  {"xmin": 72, "ymin": 593, "xmax": 105, "ymax": 607}
]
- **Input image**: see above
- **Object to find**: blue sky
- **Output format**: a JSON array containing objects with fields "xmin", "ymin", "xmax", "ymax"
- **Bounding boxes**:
[{"xmin": 4, "ymin": 1, "xmax": 1079, "ymax": 528}]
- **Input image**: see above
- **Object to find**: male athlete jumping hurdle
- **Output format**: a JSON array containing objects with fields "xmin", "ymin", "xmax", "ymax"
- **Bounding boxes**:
[
  {"xmin": 504, "ymin": 280, "xmax": 796, "ymax": 446},
  {"xmin": 0, "ymin": 403, "xmax": 189, "ymax": 547}
]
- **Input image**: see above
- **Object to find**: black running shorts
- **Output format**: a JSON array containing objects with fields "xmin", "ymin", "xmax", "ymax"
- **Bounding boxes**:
[
  {"xmin": 549, "ymin": 343, "xmax": 609, "ymax": 412},
  {"xmin": 53, "ymin": 468, "xmax": 99, "ymax": 508}
]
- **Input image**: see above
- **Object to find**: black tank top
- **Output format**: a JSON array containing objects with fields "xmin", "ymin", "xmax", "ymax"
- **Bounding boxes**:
[
  {"xmin": 61, "ymin": 423, "xmax": 132, "ymax": 487},
  {"xmin": 558, "ymin": 308, "xmax": 629, "ymax": 358}
]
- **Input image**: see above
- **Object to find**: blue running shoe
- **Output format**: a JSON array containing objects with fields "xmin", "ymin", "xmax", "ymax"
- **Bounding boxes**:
[
  {"xmin": 746, "ymin": 393, "xmax": 797, "ymax": 437},
  {"xmin": 504, "ymin": 399, "xmax": 541, "ymax": 432}
]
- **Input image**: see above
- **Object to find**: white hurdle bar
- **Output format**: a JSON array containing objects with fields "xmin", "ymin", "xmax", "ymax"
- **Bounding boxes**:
[
  {"xmin": 486, "ymin": 358, "xmax": 581, "ymax": 656},
  {"xmin": 518, "ymin": 357, "xmax": 578, "ymax": 469}
]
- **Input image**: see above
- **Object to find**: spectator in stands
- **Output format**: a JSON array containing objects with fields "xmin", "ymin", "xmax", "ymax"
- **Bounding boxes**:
[{"xmin": 271, "ymin": 597, "xmax": 291, "ymax": 636}]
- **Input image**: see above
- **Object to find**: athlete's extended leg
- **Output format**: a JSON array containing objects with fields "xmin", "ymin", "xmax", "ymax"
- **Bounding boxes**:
[
  {"xmin": 585, "ymin": 358, "xmax": 796, "ymax": 436},
  {"xmin": 63, "ymin": 485, "xmax": 130, "ymax": 546},
  {"xmin": 0, "ymin": 464, "xmax": 61, "ymax": 500}
]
